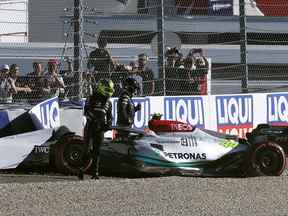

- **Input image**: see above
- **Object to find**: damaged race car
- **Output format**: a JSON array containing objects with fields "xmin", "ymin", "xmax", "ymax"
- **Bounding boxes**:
[
  {"xmin": 97, "ymin": 114, "xmax": 287, "ymax": 177},
  {"xmin": 0, "ymin": 99, "xmax": 92, "ymax": 175},
  {"xmin": 1, "ymin": 102, "xmax": 286, "ymax": 178}
]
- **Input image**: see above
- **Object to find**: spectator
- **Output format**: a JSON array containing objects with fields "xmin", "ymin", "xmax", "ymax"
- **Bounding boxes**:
[
  {"xmin": 169, "ymin": 52, "xmax": 195, "ymax": 95},
  {"xmin": 128, "ymin": 61, "xmax": 137, "ymax": 72},
  {"xmin": 0, "ymin": 64, "xmax": 10, "ymax": 103},
  {"xmin": 43, "ymin": 59, "xmax": 65, "ymax": 98},
  {"xmin": 164, "ymin": 47, "xmax": 184, "ymax": 95},
  {"xmin": 82, "ymin": 72, "xmax": 95, "ymax": 98},
  {"xmin": 165, "ymin": 47, "xmax": 183, "ymax": 68},
  {"xmin": 112, "ymin": 63, "xmax": 129, "ymax": 97},
  {"xmin": 1, "ymin": 64, "xmax": 31, "ymax": 103},
  {"xmin": 0, "ymin": 64, "xmax": 9, "ymax": 82},
  {"xmin": 127, "ymin": 60, "xmax": 143, "ymax": 96},
  {"xmin": 65, "ymin": 57, "xmax": 73, "ymax": 74},
  {"xmin": 87, "ymin": 37, "xmax": 114, "ymax": 73},
  {"xmin": 27, "ymin": 62, "xmax": 43, "ymax": 77},
  {"xmin": 136, "ymin": 53, "xmax": 155, "ymax": 96},
  {"xmin": 188, "ymin": 48, "xmax": 209, "ymax": 95},
  {"xmin": 27, "ymin": 62, "xmax": 45, "ymax": 103},
  {"xmin": 192, "ymin": 49, "xmax": 209, "ymax": 71},
  {"xmin": 184, "ymin": 51, "xmax": 196, "ymax": 70}
]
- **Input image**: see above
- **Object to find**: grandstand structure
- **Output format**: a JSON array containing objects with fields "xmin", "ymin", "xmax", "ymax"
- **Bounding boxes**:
[
  {"xmin": 0, "ymin": 0, "xmax": 288, "ymax": 100},
  {"xmin": 0, "ymin": 0, "xmax": 28, "ymax": 42}
]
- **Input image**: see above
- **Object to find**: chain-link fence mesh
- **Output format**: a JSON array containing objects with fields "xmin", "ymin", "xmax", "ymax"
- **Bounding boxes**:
[
  {"xmin": 0, "ymin": 1, "xmax": 28, "ymax": 42},
  {"xmin": 0, "ymin": 0, "xmax": 288, "ymax": 104}
]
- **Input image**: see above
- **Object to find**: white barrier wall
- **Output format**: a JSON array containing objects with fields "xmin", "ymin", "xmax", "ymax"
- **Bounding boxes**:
[
  {"xmin": 0, "ymin": 97, "xmax": 60, "ymax": 133},
  {"xmin": 111, "ymin": 92, "xmax": 288, "ymax": 138},
  {"xmin": 1, "ymin": 92, "xmax": 287, "ymax": 138}
]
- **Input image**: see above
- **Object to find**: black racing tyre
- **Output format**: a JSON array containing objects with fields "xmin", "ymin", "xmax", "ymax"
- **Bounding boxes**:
[
  {"xmin": 249, "ymin": 142, "xmax": 286, "ymax": 176},
  {"xmin": 54, "ymin": 134, "xmax": 92, "ymax": 174}
]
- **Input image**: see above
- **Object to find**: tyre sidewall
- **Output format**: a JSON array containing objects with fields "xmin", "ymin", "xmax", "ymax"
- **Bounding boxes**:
[
  {"xmin": 54, "ymin": 135, "xmax": 92, "ymax": 174},
  {"xmin": 249, "ymin": 142, "xmax": 286, "ymax": 176}
]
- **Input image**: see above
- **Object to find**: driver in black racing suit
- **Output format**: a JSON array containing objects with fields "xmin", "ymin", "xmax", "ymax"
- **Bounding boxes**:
[
  {"xmin": 79, "ymin": 78, "xmax": 114, "ymax": 180},
  {"xmin": 117, "ymin": 77, "xmax": 141, "ymax": 130}
]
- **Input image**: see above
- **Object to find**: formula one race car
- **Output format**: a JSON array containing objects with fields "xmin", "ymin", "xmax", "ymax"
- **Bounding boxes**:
[
  {"xmin": 97, "ymin": 115, "xmax": 287, "ymax": 177},
  {"xmin": 0, "ymin": 109, "xmax": 92, "ymax": 175},
  {"xmin": 14, "ymin": 126, "xmax": 92, "ymax": 174},
  {"xmin": 2, "ymin": 109, "xmax": 287, "ymax": 178},
  {"xmin": 246, "ymin": 124, "xmax": 288, "ymax": 158}
]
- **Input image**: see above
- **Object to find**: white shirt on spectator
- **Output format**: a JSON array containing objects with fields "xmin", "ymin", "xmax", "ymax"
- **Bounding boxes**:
[{"xmin": 0, "ymin": 78, "xmax": 15, "ymax": 103}]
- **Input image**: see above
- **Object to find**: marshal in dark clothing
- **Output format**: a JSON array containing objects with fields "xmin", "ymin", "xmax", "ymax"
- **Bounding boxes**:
[
  {"xmin": 87, "ymin": 37, "xmax": 114, "ymax": 73},
  {"xmin": 117, "ymin": 77, "xmax": 141, "ymax": 128}
]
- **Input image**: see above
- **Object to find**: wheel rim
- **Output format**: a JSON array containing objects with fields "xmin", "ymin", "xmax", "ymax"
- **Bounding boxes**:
[
  {"xmin": 254, "ymin": 145, "xmax": 284, "ymax": 175},
  {"xmin": 64, "ymin": 144, "xmax": 84, "ymax": 168},
  {"xmin": 261, "ymin": 155, "xmax": 272, "ymax": 168}
]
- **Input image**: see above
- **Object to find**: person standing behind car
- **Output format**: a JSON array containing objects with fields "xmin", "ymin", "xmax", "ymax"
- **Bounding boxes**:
[
  {"xmin": 190, "ymin": 48, "xmax": 209, "ymax": 95},
  {"xmin": 81, "ymin": 78, "xmax": 114, "ymax": 180},
  {"xmin": 4, "ymin": 64, "xmax": 31, "ymax": 103},
  {"xmin": 43, "ymin": 59, "xmax": 65, "ymax": 99},
  {"xmin": 0, "ymin": 64, "xmax": 10, "ymax": 103},
  {"xmin": 136, "ymin": 53, "xmax": 155, "ymax": 96},
  {"xmin": 27, "ymin": 62, "xmax": 45, "ymax": 103},
  {"xmin": 117, "ymin": 77, "xmax": 141, "ymax": 129},
  {"xmin": 87, "ymin": 37, "xmax": 114, "ymax": 73}
]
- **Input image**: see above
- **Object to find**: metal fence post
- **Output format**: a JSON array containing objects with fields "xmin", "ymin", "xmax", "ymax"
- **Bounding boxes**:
[
  {"xmin": 73, "ymin": 0, "xmax": 84, "ymax": 99},
  {"xmin": 239, "ymin": 0, "xmax": 248, "ymax": 93},
  {"xmin": 157, "ymin": 0, "xmax": 165, "ymax": 96}
]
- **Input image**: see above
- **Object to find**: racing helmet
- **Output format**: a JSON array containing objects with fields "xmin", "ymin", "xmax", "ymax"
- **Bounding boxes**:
[
  {"xmin": 96, "ymin": 78, "xmax": 115, "ymax": 97},
  {"xmin": 123, "ymin": 77, "xmax": 140, "ymax": 95},
  {"xmin": 151, "ymin": 113, "xmax": 163, "ymax": 120}
]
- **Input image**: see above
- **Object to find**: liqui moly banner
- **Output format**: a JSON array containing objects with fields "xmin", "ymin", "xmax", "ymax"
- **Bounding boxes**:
[
  {"xmin": 29, "ymin": 97, "xmax": 60, "ymax": 129},
  {"xmin": 80, "ymin": 92, "xmax": 288, "ymax": 138},
  {"xmin": 0, "ymin": 111, "xmax": 9, "ymax": 129},
  {"xmin": 267, "ymin": 93, "xmax": 288, "ymax": 126},
  {"xmin": 215, "ymin": 95, "xmax": 253, "ymax": 137},
  {"xmin": 112, "ymin": 97, "xmax": 151, "ymax": 129},
  {"xmin": 164, "ymin": 97, "xmax": 205, "ymax": 128}
]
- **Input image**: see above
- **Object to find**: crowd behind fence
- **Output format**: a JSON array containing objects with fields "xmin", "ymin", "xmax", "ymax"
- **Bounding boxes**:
[
  {"xmin": 0, "ymin": 45, "xmax": 209, "ymax": 103},
  {"xmin": 1, "ymin": 0, "xmax": 288, "ymax": 104}
]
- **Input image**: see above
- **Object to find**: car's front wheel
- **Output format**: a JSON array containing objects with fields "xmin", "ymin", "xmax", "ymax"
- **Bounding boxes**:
[
  {"xmin": 249, "ymin": 142, "xmax": 286, "ymax": 176},
  {"xmin": 54, "ymin": 135, "xmax": 92, "ymax": 174}
]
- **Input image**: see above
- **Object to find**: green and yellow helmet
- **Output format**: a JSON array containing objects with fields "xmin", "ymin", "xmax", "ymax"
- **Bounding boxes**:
[{"xmin": 96, "ymin": 78, "xmax": 115, "ymax": 97}]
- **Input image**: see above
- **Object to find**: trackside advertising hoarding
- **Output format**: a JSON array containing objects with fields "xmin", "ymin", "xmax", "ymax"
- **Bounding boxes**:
[
  {"xmin": 266, "ymin": 93, "xmax": 288, "ymax": 126},
  {"xmin": 28, "ymin": 97, "xmax": 60, "ymax": 129},
  {"xmin": 110, "ymin": 92, "xmax": 288, "ymax": 138},
  {"xmin": 0, "ymin": 97, "xmax": 60, "ymax": 131},
  {"xmin": 215, "ymin": 95, "xmax": 253, "ymax": 138}
]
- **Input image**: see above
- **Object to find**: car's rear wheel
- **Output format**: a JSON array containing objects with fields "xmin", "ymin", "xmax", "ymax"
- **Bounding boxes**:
[
  {"xmin": 249, "ymin": 142, "xmax": 286, "ymax": 176},
  {"xmin": 54, "ymin": 135, "xmax": 92, "ymax": 174}
]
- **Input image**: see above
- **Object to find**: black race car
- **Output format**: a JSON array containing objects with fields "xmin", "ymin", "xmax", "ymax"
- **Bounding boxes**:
[{"xmin": 247, "ymin": 124, "xmax": 288, "ymax": 158}]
